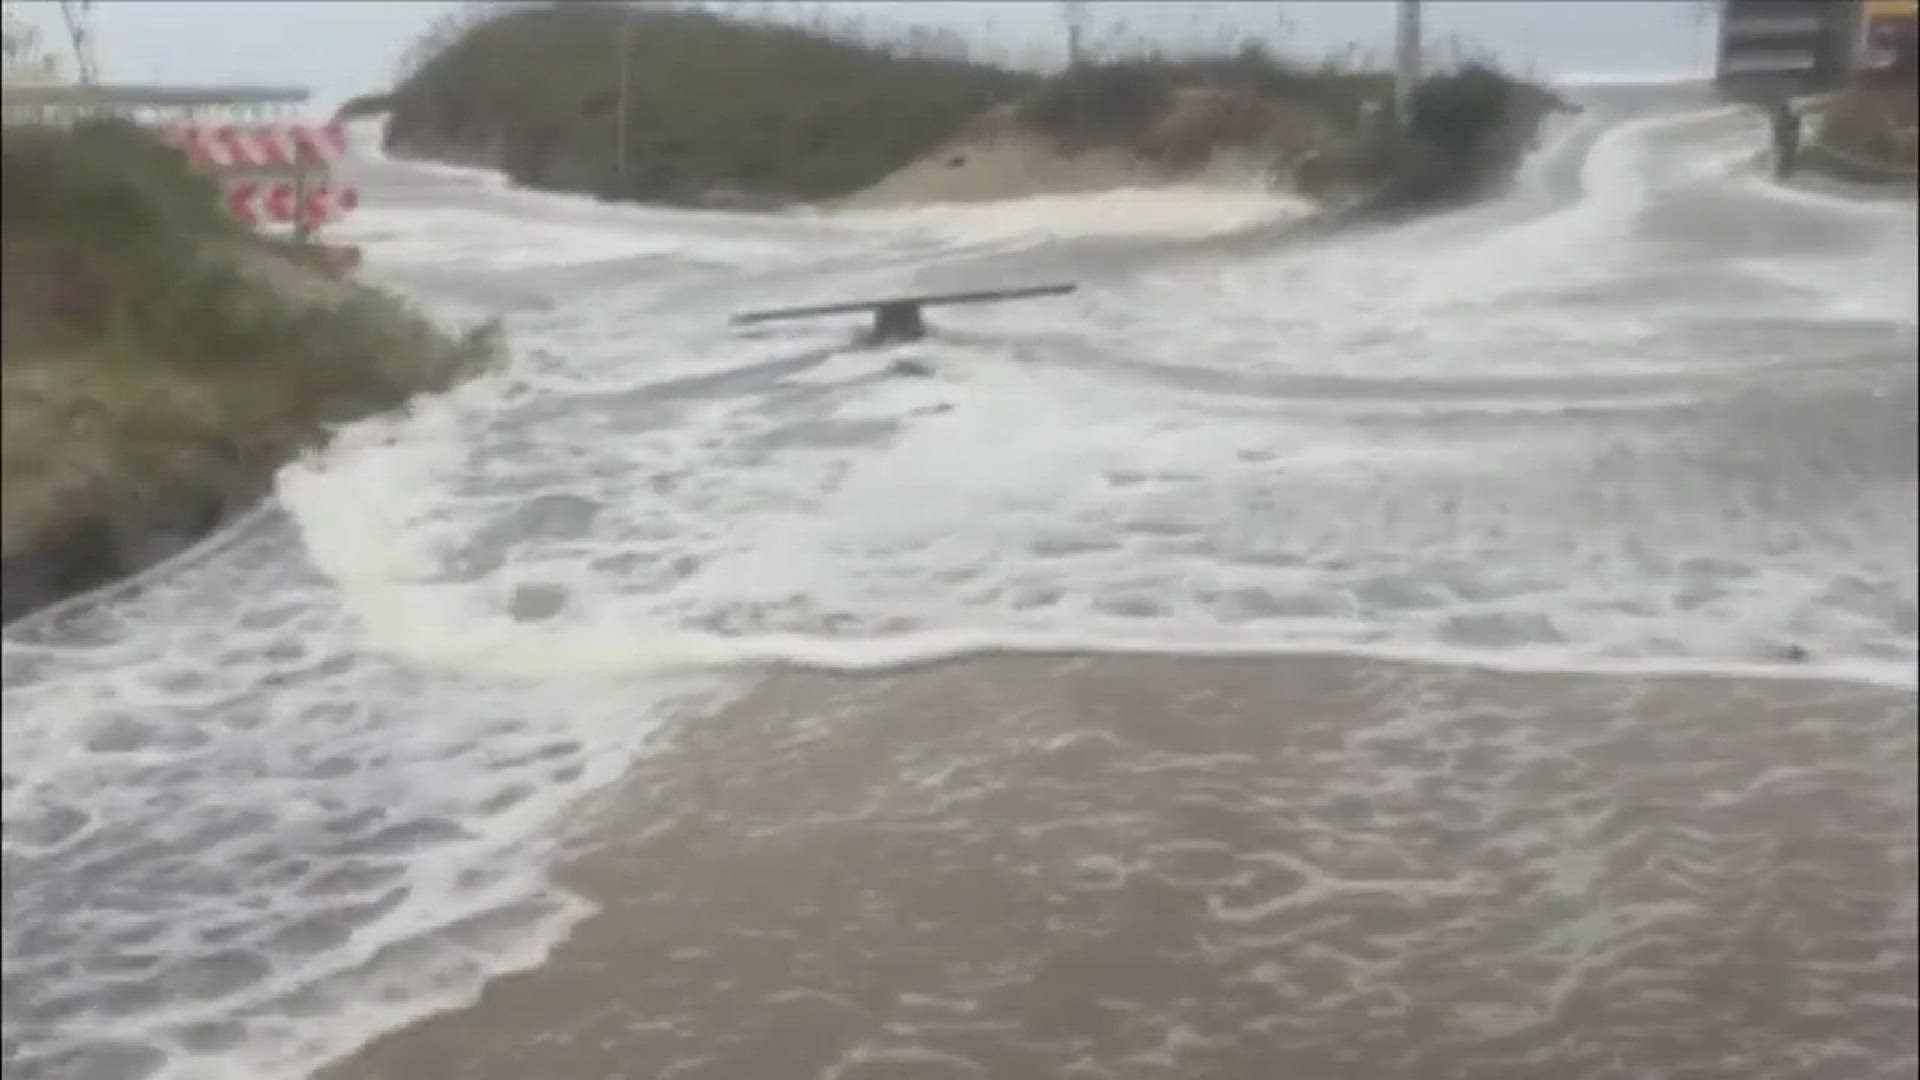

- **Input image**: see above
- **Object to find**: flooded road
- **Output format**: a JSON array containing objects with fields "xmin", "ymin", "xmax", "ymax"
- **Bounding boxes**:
[{"xmin": 4, "ymin": 89, "xmax": 1915, "ymax": 1080}]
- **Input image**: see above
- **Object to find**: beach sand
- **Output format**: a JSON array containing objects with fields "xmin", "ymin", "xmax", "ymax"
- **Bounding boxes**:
[
  {"xmin": 835, "ymin": 90, "xmax": 1325, "ymax": 211},
  {"xmin": 326, "ymin": 653, "xmax": 1917, "ymax": 1080}
]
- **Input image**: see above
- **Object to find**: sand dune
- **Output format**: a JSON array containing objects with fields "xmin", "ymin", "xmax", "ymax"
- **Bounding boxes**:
[{"xmin": 839, "ymin": 90, "xmax": 1340, "ymax": 211}]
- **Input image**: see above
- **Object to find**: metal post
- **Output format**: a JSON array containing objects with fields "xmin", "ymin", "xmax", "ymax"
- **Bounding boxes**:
[
  {"xmin": 1063, "ymin": 1, "xmax": 1086, "ymax": 70},
  {"xmin": 293, "ymin": 164, "xmax": 311, "ymax": 243},
  {"xmin": 1394, "ymin": 0, "xmax": 1422, "ymax": 126},
  {"xmin": 615, "ymin": 4, "xmax": 632, "ymax": 190}
]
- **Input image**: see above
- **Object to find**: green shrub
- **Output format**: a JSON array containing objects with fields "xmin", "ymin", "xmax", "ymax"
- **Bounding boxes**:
[
  {"xmin": 1, "ymin": 119, "xmax": 236, "ymax": 254},
  {"xmin": 1, "ymin": 112, "xmax": 500, "ymax": 583},
  {"xmin": 374, "ymin": 2, "xmax": 1559, "ymax": 207},
  {"xmin": 384, "ymin": 1, "xmax": 1033, "ymax": 200},
  {"xmin": 4, "ymin": 120, "xmax": 498, "ymax": 455},
  {"xmin": 1344, "ymin": 61, "xmax": 1569, "ymax": 210},
  {"xmin": 1407, "ymin": 63, "xmax": 1520, "ymax": 160}
]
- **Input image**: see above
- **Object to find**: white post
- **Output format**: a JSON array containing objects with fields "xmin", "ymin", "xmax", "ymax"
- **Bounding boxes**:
[{"xmin": 1394, "ymin": 0, "xmax": 1422, "ymax": 125}]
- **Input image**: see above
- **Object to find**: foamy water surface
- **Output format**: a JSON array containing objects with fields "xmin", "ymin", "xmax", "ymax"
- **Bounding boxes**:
[{"xmin": 3, "ymin": 95, "xmax": 1915, "ymax": 1079}]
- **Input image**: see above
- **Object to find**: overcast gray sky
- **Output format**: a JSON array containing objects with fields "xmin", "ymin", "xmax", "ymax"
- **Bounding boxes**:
[{"xmin": 6, "ymin": 0, "xmax": 1718, "ymax": 113}]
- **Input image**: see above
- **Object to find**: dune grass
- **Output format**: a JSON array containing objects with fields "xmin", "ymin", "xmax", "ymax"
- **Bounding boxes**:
[
  {"xmin": 1017, "ymin": 44, "xmax": 1394, "ymax": 150},
  {"xmin": 1, "ymin": 119, "xmax": 497, "ymax": 558},
  {"xmin": 377, "ymin": 1, "xmax": 1563, "ymax": 208},
  {"xmin": 383, "ymin": 2, "xmax": 1034, "ymax": 202},
  {"xmin": 1016, "ymin": 43, "xmax": 1564, "ymax": 205}
]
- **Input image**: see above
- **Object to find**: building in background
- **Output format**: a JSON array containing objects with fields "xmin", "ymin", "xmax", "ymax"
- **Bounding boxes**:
[{"xmin": 1714, "ymin": 0, "xmax": 1865, "ymax": 99}]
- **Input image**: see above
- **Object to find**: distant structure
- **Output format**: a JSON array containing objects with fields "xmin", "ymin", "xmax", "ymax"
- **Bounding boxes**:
[
  {"xmin": 1714, "ymin": 0, "xmax": 1865, "ymax": 100},
  {"xmin": 1, "ymin": 83, "xmax": 308, "ymax": 127},
  {"xmin": 1060, "ymin": 1, "xmax": 1087, "ymax": 70},
  {"xmin": 57, "ymin": 0, "xmax": 96, "ymax": 86},
  {"xmin": 4, "ymin": 0, "xmax": 308, "ymax": 126},
  {"xmin": 1857, "ymin": 0, "xmax": 1918, "ymax": 83},
  {"xmin": 1394, "ymin": 0, "xmax": 1422, "ymax": 125}
]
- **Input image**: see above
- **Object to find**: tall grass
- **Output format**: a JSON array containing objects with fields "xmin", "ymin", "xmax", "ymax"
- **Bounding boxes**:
[
  {"xmin": 1017, "ymin": 43, "xmax": 1396, "ymax": 150},
  {"xmin": 3, "ymin": 119, "xmax": 240, "ymax": 352},
  {"xmin": 384, "ymin": 2, "xmax": 1034, "ymax": 201},
  {"xmin": 1, "ymin": 120, "xmax": 239, "ymax": 253},
  {"xmin": 380, "ymin": 1, "xmax": 1563, "ymax": 208},
  {"xmin": 2, "ymin": 120, "xmax": 497, "ymax": 555}
]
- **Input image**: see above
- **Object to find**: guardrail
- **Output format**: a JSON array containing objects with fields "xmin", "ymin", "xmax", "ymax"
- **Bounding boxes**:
[{"xmin": 1, "ymin": 82, "xmax": 309, "ymax": 126}]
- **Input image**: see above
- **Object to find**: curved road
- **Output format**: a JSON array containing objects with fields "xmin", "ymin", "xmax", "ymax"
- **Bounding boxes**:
[{"xmin": 3, "ymin": 88, "xmax": 1915, "ymax": 1080}]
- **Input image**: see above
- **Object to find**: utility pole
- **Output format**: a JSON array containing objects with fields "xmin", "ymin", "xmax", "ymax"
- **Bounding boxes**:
[
  {"xmin": 1393, "ymin": 0, "xmax": 1421, "ymax": 126},
  {"xmin": 1062, "ymin": 1, "xmax": 1086, "ymax": 70},
  {"xmin": 58, "ymin": 0, "xmax": 96, "ymax": 86},
  {"xmin": 615, "ymin": 3, "xmax": 633, "ymax": 191}
]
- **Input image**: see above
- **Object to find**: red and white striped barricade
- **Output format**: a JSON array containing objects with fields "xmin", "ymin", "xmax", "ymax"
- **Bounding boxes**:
[
  {"xmin": 160, "ymin": 120, "xmax": 349, "ymax": 168},
  {"xmin": 220, "ymin": 179, "xmax": 360, "ymax": 229}
]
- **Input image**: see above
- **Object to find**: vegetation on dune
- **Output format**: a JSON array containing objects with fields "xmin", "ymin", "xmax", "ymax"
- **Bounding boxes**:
[
  {"xmin": 1018, "ymin": 44, "xmax": 1395, "ymax": 149},
  {"xmin": 1018, "ymin": 45, "xmax": 1567, "ymax": 206},
  {"xmin": 1368, "ymin": 62, "xmax": 1574, "ymax": 208},
  {"xmin": 2, "ymin": 120, "xmax": 497, "ymax": 611},
  {"xmin": 382, "ymin": 2, "xmax": 1034, "ymax": 203},
  {"xmin": 377, "ymin": 1, "xmax": 1564, "ymax": 209},
  {"xmin": 335, "ymin": 91, "xmax": 395, "ymax": 120},
  {"xmin": 2, "ymin": 7, "xmax": 1569, "ymax": 621}
]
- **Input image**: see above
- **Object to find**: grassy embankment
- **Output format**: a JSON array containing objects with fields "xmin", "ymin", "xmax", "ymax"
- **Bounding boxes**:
[
  {"xmin": 344, "ymin": 2, "xmax": 1567, "ymax": 212},
  {"xmin": 1, "ymin": 120, "xmax": 497, "ymax": 621}
]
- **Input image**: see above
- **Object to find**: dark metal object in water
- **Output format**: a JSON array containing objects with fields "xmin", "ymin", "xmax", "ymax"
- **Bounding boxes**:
[
  {"xmin": 1767, "ymin": 100, "xmax": 1803, "ymax": 179},
  {"xmin": 731, "ymin": 283, "xmax": 1078, "ymax": 345}
]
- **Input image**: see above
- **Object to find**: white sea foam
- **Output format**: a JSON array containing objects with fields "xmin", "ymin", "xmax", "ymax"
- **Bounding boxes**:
[
  {"xmin": 823, "ymin": 183, "xmax": 1318, "ymax": 243},
  {"xmin": 4, "ymin": 98, "xmax": 1915, "ymax": 1080},
  {"xmin": 288, "ymin": 99, "xmax": 1916, "ymax": 692}
]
